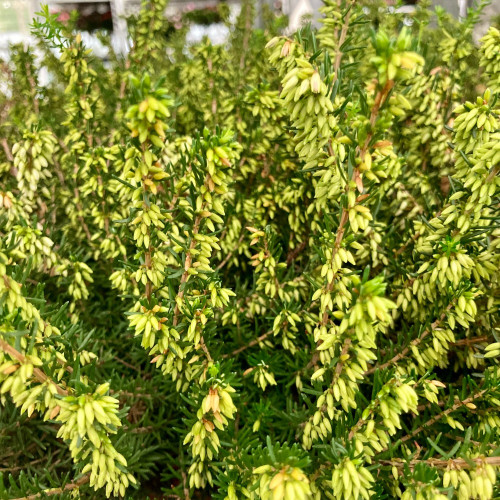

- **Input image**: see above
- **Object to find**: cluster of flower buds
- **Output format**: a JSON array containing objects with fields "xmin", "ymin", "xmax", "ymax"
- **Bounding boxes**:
[
  {"xmin": 366, "ymin": 379, "xmax": 418, "ymax": 435},
  {"xmin": 317, "ymin": 0, "xmax": 364, "ymax": 54},
  {"xmin": 244, "ymin": 83, "xmax": 284, "ymax": 125},
  {"xmin": 0, "ymin": 270, "xmax": 133, "ymax": 498},
  {"xmin": 58, "ymin": 260, "xmax": 94, "ymax": 308},
  {"xmin": 343, "ymin": 378, "xmax": 419, "ymax": 463},
  {"xmin": 252, "ymin": 464, "xmax": 312, "ymax": 500},
  {"xmin": 184, "ymin": 382, "xmax": 237, "ymax": 487},
  {"xmin": 272, "ymin": 308, "xmax": 302, "ymax": 353},
  {"xmin": 304, "ymin": 276, "xmax": 396, "ymax": 448},
  {"xmin": 371, "ymin": 29, "xmax": 424, "ymax": 84},
  {"xmin": 395, "ymin": 83, "xmax": 499, "ymax": 376},
  {"xmin": 421, "ymin": 379, "xmax": 446, "ymax": 406},
  {"xmin": 316, "ymin": 245, "xmax": 356, "ymax": 290},
  {"xmin": 397, "ymin": 72, "xmax": 457, "ymax": 206},
  {"xmin": 12, "ymin": 128, "xmax": 57, "ymax": 203},
  {"xmin": 4, "ymin": 221, "xmax": 94, "ymax": 319},
  {"xmin": 131, "ymin": 128, "xmax": 238, "ymax": 384},
  {"xmin": 354, "ymin": 225, "xmax": 389, "ymax": 268},
  {"xmin": 130, "ymin": 0, "xmax": 169, "ymax": 71},
  {"xmin": 244, "ymin": 362, "xmax": 277, "ymax": 391},
  {"xmin": 347, "ymin": 196, "xmax": 373, "ymax": 234},
  {"xmin": 266, "ymin": 36, "xmax": 335, "ymax": 170},
  {"xmin": 125, "ymin": 79, "xmax": 173, "ymax": 146},
  {"xmin": 83, "ymin": 437, "xmax": 136, "ymax": 497},
  {"xmin": 60, "ymin": 33, "xmax": 99, "ymax": 132},
  {"xmin": 443, "ymin": 457, "xmax": 498, "ymax": 500},
  {"xmin": 312, "ymin": 133, "xmax": 351, "ymax": 205},
  {"xmin": 248, "ymin": 227, "xmax": 288, "ymax": 300},
  {"xmin": 1, "ymin": 352, "xmax": 59, "ymax": 416},
  {"xmin": 0, "ymin": 273, "xmax": 58, "ymax": 343},
  {"xmin": 7, "ymin": 224, "xmax": 56, "ymax": 270},
  {"xmin": 56, "ymin": 388, "xmax": 135, "ymax": 497},
  {"xmin": 332, "ymin": 458, "xmax": 374, "ymax": 500},
  {"xmin": 453, "ymin": 92, "xmax": 497, "ymax": 153},
  {"xmin": 480, "ymin": 27, "xmax": 500, "ymax": 93},
  {"xmin": 78, "ymin": 145, "xmax": 128, "ymax": 261},
  {"xmin": 122, "ymin": 89, "xmax": 243, "ymax": 492},
  {"xmin": 401, "ymin": 483, "xmax": 448, "ymax": 500},
  {"xmin": 57, "ymin": 384, "xmax": 120, "ymax": 446}
]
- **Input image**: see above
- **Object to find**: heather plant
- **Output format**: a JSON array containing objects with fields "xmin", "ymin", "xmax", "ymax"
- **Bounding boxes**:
[{"xmin": 0, "ymin": 1, "xmax": 499, "ymax": 499}]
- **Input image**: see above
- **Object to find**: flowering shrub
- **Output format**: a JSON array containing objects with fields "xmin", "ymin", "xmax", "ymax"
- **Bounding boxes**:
[{"xmin": 0, "ymin": 0, "xmax": 499, "ymax": 498}]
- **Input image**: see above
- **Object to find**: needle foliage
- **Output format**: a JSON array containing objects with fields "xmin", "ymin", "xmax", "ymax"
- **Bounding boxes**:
[{"xmin": 0, "ymin": 0, "xmax": 499, "ymax": 499}]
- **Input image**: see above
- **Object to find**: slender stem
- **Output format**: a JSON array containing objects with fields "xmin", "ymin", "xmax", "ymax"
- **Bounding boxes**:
[
  {"xmin": 199, "ymin": 337, "xmax": 213, "ymax": 363},
  {"xmin": 239, "ymin": 1, "xmax": 253, "ymax": 70},
  {"xmin": 333, "ymin": 1, "xmax": 354, "ymax": 80},
  {"xmin": 387, "ymin": 390, "xmax": 486, "ymax": 451},
  {"xmin": 452, "ymin": 335, "xmax": 489, "ymax": 346},
  {"xmin": 172, "ymin": 214, "xmax": 202, "ymax": 327},
  {"xmin": 216, "ymin": 234, "xmax": 245, "ymax": 271},
  {"xmin": 144, "ymin": 248, "xmax": 153, "ymax": 301},
  {"xmin": 381, "ymin": 456, "xmax": 500, "ymax": 470},
  {"xmin": 1, "ymin": 138, "xmax": 13, "ymax": 162},
  {"xmin": 11, "ymin": 474, "xmax": 89, "ymax": 500},
  {"xmin": 364, "ymin": 304, "xmax": 453, "ymax": 375},
  {"xmin": 308, "ymin": 80, "xmax": 394, "ymax": 370},
  {"xmin": 0, "ymin": 339, "xmax": 68, "ymax": 396},
  {"xmin": 182, "ymin": 469, "xmax": 190, "ymax": 500},
  {"xmin": 222, "ymin": 330, "xmax": 272, "ymax": 358},
  {"xmin": 25, "ymin": 59, "xmax": 40, "ymax": 115}
]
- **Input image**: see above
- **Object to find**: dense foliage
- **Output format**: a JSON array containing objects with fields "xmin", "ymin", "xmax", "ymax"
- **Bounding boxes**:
[{"xmin": 0, "ymin": 0, "xmax": 499, "ymax": 498}]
